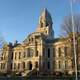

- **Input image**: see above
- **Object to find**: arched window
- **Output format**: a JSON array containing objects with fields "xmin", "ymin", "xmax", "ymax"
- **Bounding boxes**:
[
  {"xmin": 27, "ymin": 61, "xmax": 32, "ymax": 70},
  {"xmin": 35, "ymin": 61, "xmax": 38, "ymax": 68}
]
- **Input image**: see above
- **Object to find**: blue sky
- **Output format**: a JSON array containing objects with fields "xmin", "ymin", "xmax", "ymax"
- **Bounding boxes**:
[{"xmin": 0, "ymin": 0, "xmax": 80, "ymax": 43}]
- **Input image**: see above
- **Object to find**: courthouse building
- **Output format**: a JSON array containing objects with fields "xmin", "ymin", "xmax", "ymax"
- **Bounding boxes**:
[{"xmin": 0, "ymin": 8, "xmax": 79, "ymax": 76}]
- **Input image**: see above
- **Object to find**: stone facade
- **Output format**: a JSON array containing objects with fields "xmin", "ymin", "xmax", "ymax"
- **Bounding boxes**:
[{"xmin": 0, "ymin": 8, "xmax": 78, "ymax": 76}]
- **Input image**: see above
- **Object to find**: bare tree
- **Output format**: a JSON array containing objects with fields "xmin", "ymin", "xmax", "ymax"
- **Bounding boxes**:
[{"xmin": 61, "ymin": 15, "xmax": 80, "ymax": 37}]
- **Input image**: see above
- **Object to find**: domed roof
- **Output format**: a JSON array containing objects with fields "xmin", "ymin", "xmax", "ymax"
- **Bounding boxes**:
[{"xmin": 39, "ymin": 8, "xmax": 52, "ymax": 24}]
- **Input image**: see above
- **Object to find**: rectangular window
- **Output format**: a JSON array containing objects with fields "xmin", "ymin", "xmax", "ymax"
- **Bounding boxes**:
[
  {"xmin": 53, "ymin": 48, "xmax": 55, "ymax": 57},
  {"xmin": 11, "ymin": 52, "xmax": 13, "ymax": 60},
  {"xmin": 14, "ymin": 63, "xmax": 16, "ymax": 69},
  {"xmin": 43, "ymin": 48, "xmax": 45, "ymax": 56},
  {"xmin": 10, "ymin": 63, "xmax": 13, "ymax": 69},
  {"xmin": 35, "ymin": 62, "xmax": 38, "ymax": 68},
  {"xmin": 18, "ymin": 63, "xmax": 20, "ymax": 69},
  {"xmin": 48, "ymin": 48, "xmax": 50, "ymax": 58},
  {"xmin": 27, "ymin": 48, "xmax": 30, "ymax": 57},
  {"xmin": 23, "ymin": 62, "xmax": 25, "ymax": 69},
  {"xmin": 15, "ymin": 52, "xmax": 17, "ymax": 59},
  {"xmin": 1, "ymin": 63, "xmax": 3, "ymax": 69},
  {"xmin": 59, "ymin": 61, "xmax": 61, "ymax": 69},
  {"xmin": 58, "ymin": 48, "xmax": 61, "ymax": 57},
  {"xmin": 35, "ymin": 50, "xmax": 38, "ymax": 57},
  {"xmin": 1, "ymin": 63, "xmax": 5, "ymax": 69},
  {"xmin": 3, "ymin": 63, "xmax": 5, "ymax": 69},
  {"xmin": 47, "ymin": 62, "xmax": 50, "ymax": 69},
  {"xmin": 23, "ymin": 52, "xmax": 26, "ymax": 58},
  {"xmin": 64, "ymin": 47, "xmax": 67, "ymax": 56},
  {"xmin": 43, "ymin": 62, "xmax": 45, "ymax": 69},
  {"xmin": 65, "ymin": 61, "xmax": 67, "ymax": 69},
  {"xmin": 19, "ymin": 52, "xmax": 21, "ymax": 59}
]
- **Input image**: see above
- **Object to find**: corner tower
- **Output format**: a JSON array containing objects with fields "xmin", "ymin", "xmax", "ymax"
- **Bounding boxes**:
[{"xmin": 36, "ymin": 8, "xmax": 54, "ymax": 40}]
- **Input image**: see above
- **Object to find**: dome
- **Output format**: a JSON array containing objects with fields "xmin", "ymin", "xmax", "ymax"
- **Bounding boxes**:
[{"xmin": 39, "ymin": 8, "xmax": 53, "ymax": 24}]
